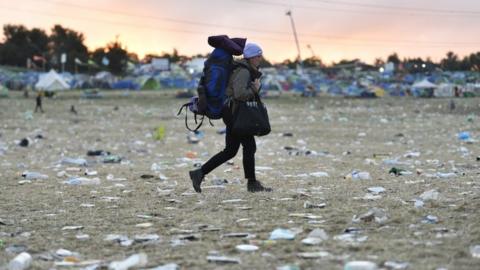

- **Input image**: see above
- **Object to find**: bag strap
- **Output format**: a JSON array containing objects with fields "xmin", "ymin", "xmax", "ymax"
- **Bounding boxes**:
[{"xmin": 177, "ymin": 102, "xmax": 204, "ymax": 132}]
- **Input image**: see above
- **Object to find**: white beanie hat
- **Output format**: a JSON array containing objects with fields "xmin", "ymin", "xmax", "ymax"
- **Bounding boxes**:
[{"xmin": 243, "ymin": 43, "xmax": 263, "ymax": 59}]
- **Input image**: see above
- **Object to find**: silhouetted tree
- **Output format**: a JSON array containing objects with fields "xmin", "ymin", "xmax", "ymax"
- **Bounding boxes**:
[
  {"xmin": 440, "ymin": 51, "xmax": 461, "ymax": 71},
  {"xmin": 302, "ymin": 56, "xmax": 323, "ymax": 68},
  {"xmin": 387, "ymin": 53, "xmax": 401, "ymax": 65},
  {"xmin": 374, "ymin": 58, "xmax": 385, "ymax": 68},
  {"xmin": 49, "ymin": 24, "xmax": 88, "ymax": 72},
  {"xmin": 105, "ymin": 40, "xmax": 128, "ymax": 75},
  {"xmin": 0, "ymin": 24, "xmax": 49, "ymax": 67}
]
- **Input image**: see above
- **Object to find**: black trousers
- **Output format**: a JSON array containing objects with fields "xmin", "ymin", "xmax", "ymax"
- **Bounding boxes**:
[{"xmin": 201, "ymin": 108, "xmax": 256, "ymax": 179}]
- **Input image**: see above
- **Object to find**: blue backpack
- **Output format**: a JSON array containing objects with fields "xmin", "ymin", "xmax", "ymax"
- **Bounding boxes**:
[
  {"xmin": 178, "ymin": 48, "xmax": 235, "ymax": 131},
  {"xmin": 178, "ymin": 35, "xmax": 246, "ymax": 132}
]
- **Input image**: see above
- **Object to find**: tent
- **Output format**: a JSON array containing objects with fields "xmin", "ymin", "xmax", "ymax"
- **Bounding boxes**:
[
  {"xmin": 434, "ymin": 83, "xmax": 455, "ymax": 97},
  {"xmin": 0, "ymin": 84, "xmax": 8, "ymax": 98},
  {"xmin": 35, "ymin": 70, "xmax": 69, "ymax": 91},
  {"xmin": 138, "ymin": 76, "xmax": 160, "ymax": 90},
  {"xmin": 412, "ymin": 79, "xmax": 437, "ymax": 98},
  {"xmin": 371, "ymin": 86, "xmax": 386, "ymax": 97},
  {"xmin": 412, "ymin": 79, "xmax": 437, "ymax": 89},
  {"xmin": 93, "ymin": 71, "xmax": 116, "ymax": 89},
  {"xmin": 185, "ymin": 58, "xmax": 206, "ymax": 74},
  {"xmin": 112, "ymin": 79, "xmax": 139, "ymax": 90}
]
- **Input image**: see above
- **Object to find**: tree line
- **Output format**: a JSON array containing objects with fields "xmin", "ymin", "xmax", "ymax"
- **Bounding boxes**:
[{"xmin": 0, "ymin": 24, "xmax": 479, "ymax": 74}]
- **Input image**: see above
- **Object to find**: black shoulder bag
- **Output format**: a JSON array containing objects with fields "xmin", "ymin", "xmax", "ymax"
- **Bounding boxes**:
[{"xmin": 231, "ymin": 93, "xmax": 271, "ymax": 137}]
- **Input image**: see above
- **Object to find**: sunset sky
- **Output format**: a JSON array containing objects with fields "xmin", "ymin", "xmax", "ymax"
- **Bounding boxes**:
[{"xmin": 0, "ymin": 0, "xmax": 479, "ymax": 64}]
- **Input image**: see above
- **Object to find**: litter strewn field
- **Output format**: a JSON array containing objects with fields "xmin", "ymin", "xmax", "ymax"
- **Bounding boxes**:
[{"xmin": 1, "ymin": 91, "xmax": 479, "ymax": 269}]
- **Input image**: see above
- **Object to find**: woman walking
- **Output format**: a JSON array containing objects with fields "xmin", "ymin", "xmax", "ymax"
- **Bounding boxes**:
[{"xmin": 189, "ymin": 43, "xmax": 272, "ymax": 193}]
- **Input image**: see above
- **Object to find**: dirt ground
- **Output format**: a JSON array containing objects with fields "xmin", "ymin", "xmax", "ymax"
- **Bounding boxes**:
[{"xmin": 1, "ymin": 91, "xmax": 479, "ymax": 270}]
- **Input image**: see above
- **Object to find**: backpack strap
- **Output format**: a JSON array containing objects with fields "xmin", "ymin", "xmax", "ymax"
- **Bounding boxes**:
[{"xmin": 177, "ymin": 102, "xmax": 205, "ymax": 132}]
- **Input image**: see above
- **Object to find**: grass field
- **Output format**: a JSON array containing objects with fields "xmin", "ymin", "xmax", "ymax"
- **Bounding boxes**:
[{"xmin": 1, "ymin": 91, "xmax": 479, "ymax": 269}]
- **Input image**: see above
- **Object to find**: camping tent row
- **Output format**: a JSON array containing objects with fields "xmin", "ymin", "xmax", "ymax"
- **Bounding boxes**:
[{"xmin": 14, "ymin": 70, "xmax": 198, "ymax": 91}]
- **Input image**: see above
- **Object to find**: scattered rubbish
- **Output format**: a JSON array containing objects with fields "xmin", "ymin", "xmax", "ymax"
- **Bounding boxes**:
[
  {"xmin": 56, "ymin": 248, "xmax": 78, "ymax": 257},
  {"xmin": 187, "ymin": 132, "xmax": 202, "ymax": 144},
  {"xmin": 345, "ymin": 171, "xmax": 371, "ymax": 180},
  {"xmin": 222, "ymin": 232, "xmax": 253, "ymax": 238},
  {"xmin": 269, "ymin": 228, "xmax": 296, "ymax": 240},
  {"xmin": 235, "ymin": 244, "xmax": 259, "ymax": 252},
  {"xmin": 211, "ymin": 178, "xmax": 228, "ymax": 185},
  {"xmin": 185, "ymin": 151, "xmax": 197, "ymax": 159},
  {"xmin": 304, "ymin": 201, "xmax": 326, "ymax": 209},
  {"xmin": 21, "ymin": 172, "xmax": 48, "ymax": 180},
  {"xmin": 154, "ymin": 126, "xmax": 166, "ymax": 140},
  {"xmin": 134, "ymin": 234, "xmax": 160, "ymax": 243},
  {"xmin": 222, "ymin": 199, "xmax": 246, "ymax": 204},
  {"xmin": 87, "ymin": 150, "xmax": 110, "ymax": 156},
  {"xmin": 76, "ymin": 234, "xmax": 90, "ymax": 240},
  {"xmin": 344, "ymin": 261, "xmax": 378, "ymax": 270},
  {"xmin": 206, "ymin": 256, "xmax": 241, "ymax": 264},
  {"xmin": 470, "ymin": 245, "xmax": 480, "ymax": 258},
  {"xmin": 297, "ymin": 251, "xmax": 330, "ymax": 259},
  {"xmin": 108, "ymin": 253, "xmax": 148, "ymax": 270},
  {"xmin": 334, "ymin": 233, "xmax": 368, "ymax": 243},
  {"xmin": 63, "ymin": 177, "xmax": 100, "ymax": 186},
  {"xmin": 467, "ymin": 114, "xmax": 474, "ymax": 123},
  {"xmin": 389, "ymin": 167, "xmax": 408, "ymax": 176},
  {"xmin": 284, "ymin": 146, "xmax": 318, "ymax": 156},
  {"xmin": 61, "ymin": 158, "xmax": 87, "ymax": 166},
  {"xmin": 54, "ymin": 260, "xmax": 102, "ymax": 267},
  {"xmin": 217, "ymin": 128, "xmax": 227, "ymax": 135},
  {"xmin": 404, "ymin": 151, "xmax": 420, "ymax": 158},
  {"xmin": 282, "ymin": 132, "xmax": 294, "ymax": 137},
  {"xmin": 383, "ymin": 261, "xmax": 409, "ymax": 270},
  {"xmin": 104, "ymin": 234, "xmax": 133, "ymax": 247},
  {"xmin": 422, "ymin": 215, "xmax": 439, "ymax": 224},
  {"xmin": 457, "ymin": 131, "xmax": 471, "ymax": 141},
  {"xmin": 148, "ymin": 263, "xmax": 179, "ymax": 270},
  {"xmin": 103, "ymin": 155, "xmax": 122, "ymax": 163},
  {"xmin": 367, "ymin": 187, "xmax": 386, "ymax": 194},
  {"xmin": 61, "ymin": 225, "xmax": 83, "ymax": 231},
  {"xmin": 414, "ymin": 199, "xmax": 425, "ymax": 208},
  {"xmin": 84, "ymin": 170, "xmax": 98, "ymax": 176},
  {"xmin": 0, "ymin": 218, "xmax": 14, "ymax": 226},
  {"xmin": 309, "ymin": 171, "xmax": 329, "ymax": 178},
  {"xmin": 419, "ymin": 189, "xmax": 439, "ymax": 201},
  {"xmin": 301, "ymin": 229, "xmax": 329, "ymax": 245},
  {"xmin": 362, "ymin": 193, "xmax": 382, "ymax": 201},
  {"xmin": 353, "ymin": 208, "xmax": 388, "ymax": 224},
  {"xmin": 5, "ymin": 244, "xmax": 28, "ymax": 254},
  {"xmin": 135, "ymin": 222, "xmax": 153, "ymax": 228},
  {"xmin": 24, "ymin": 111, "xmax": 33, "ymax": 120},
  {"xmin": 277, "ymin": 265, "xmax": 300, "ymax": 270},
  {"xmin": 436, "ymin": 172, "xmax": 457, "ymax": 178},
  {"xmin": 18, "ymin": 138, "xmax": 29, "ymax": 147},
  {"xmin": 8, "ymin": 252, "xmax": 32, "ymax": 270}
]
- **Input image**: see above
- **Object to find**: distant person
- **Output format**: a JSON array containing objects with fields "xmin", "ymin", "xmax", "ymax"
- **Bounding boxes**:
[
  {"xmin": 34, "ymin": 91, "xmax": 44, "ymax": 113},
  {"xmin": 454, "ymin": 86, "xmax": 461, "ymax": 97},
  {"xmin": 70, "ymin": 105, "xmax": 77, "ymax": 115},
  {"xmin": 189, "ymin": 43, "xmax": 272, "ymax": 193}
]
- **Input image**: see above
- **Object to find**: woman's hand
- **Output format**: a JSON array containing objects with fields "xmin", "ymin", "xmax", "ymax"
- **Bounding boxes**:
[{"xmin": 253, "ymin": 79, "xmax": 261, "ymax": 93}]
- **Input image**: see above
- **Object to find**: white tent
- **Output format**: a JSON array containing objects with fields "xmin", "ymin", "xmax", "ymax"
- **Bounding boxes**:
[
  {"xmin": 185, "ymin": 58, "xmax": 206, "ymax": 74},
  {"xmin": 35, "ymin": 70, "xmax": 70, "ymax": 91},
  {"xmin": 0, "ymin": 84, "xmax": 8, "ymax": 97},
  {"xmin": 434, "ymin": 83, "xmax": 455, "ymax": 97},
  {"xmin": 412, "ymin": 79, "xmax": 437, "ymax": 89}
]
